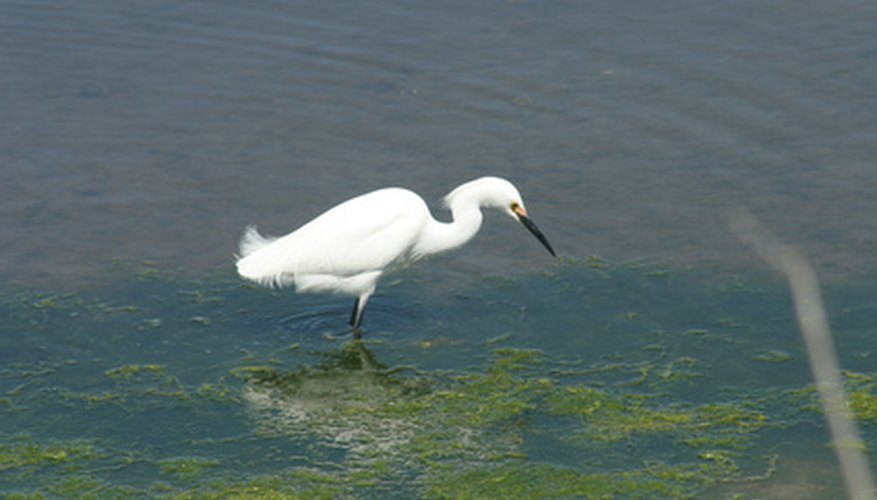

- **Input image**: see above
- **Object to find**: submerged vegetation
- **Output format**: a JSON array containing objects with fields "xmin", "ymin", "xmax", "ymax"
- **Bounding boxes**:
[{"xmin": 1, "ymin": 259, "xmax": 875, "ymax": 497}]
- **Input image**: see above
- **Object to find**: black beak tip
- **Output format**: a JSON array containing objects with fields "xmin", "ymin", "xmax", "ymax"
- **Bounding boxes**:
[{"xmin": 518, "ymin": 214, "xmax": 556, "ymax": 257}]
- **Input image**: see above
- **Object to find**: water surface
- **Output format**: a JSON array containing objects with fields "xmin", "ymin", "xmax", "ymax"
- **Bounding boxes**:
[
  {"xmin": 2, "ymin": 1, "xmax": 877, "ymax": 497},
  {"xmin": 2, "ymin": 262, "xmax": 875, "ymax": 497},
  {"xmin": 1, "ymin": 0, "xmax": 875, "ymax": 285}
]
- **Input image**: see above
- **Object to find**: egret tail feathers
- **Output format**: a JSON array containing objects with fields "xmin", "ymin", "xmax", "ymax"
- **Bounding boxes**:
[
  {"xmin": 236, "ymin": 226, "xmax": 293, "ymax": 288},
  {"xmin": 238, "ymin": 226, "xmax": 275, "ymax": 257}
]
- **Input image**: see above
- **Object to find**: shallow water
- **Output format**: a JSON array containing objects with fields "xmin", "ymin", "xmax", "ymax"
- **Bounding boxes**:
[
  {"xmin": 2, "ymin": 0, "xmax": 877, "ymax": 497},
  {"xmin": 1, "ymin": 262, "xmax": 876, "ymax": 497}
]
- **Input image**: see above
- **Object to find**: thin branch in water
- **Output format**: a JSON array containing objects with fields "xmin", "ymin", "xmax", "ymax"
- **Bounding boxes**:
[{"xmin": 729, "ymin": 208, "xmax": 875, "ymax": 500}]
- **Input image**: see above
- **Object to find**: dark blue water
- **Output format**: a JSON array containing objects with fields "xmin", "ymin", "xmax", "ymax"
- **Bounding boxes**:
[
  {"xmin": 2, "ymin": 0, "xmax": 875, "ymax": 286},
  {"xmin": 2, "ymin": 0, "xmax": 876, "ymax": 497}
]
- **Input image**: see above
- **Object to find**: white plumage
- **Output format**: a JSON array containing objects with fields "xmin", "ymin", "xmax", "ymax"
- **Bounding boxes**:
[{"xmin": 236, "ymin": 176, "xmax": 555, "ymax": 329}]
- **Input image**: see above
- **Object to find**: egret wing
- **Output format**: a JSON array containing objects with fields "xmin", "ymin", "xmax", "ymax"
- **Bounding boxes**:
[{"xmin": 236, "ymin": 188, "xmax": 428, "ymax": 287}]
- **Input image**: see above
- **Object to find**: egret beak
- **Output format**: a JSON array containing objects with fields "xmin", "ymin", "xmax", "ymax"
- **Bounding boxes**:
[{"xmin": 513, "ymin": 206, "xmax": 556, "ymax": 257}]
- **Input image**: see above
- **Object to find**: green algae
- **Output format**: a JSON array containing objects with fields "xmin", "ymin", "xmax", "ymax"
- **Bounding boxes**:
[
  {"xmin": 846, "ymin": 372, "xmax": 877, "ymax": 425},
  {"xmin": 105, "ymin": 364, "xmax": 167, "ymax": 381},
  {"xmin": 177, "ymin": 468, "xmax": 346, "ymax": 499},
  {"xmin": 233, "ymin": 343, "xmax": 780, "ymax": 497},
  {"xmin": 1, "ymin": 263, "xmax": 874, "ymax": 498},
  {"xmin": 159, "ymin": 457, "xmax": 219, "ymax": 480},
  {"xmin": 425, "ymin": 461, "xmax": 691, "ymax": 499},
  {"xmin": 423, "ymin": 452, "xmax": 765, "ymax": 499},
  {"xmin": 0, "ymin": 435, "xmax": 97, "ymax": 472},
  {"xmin": 545, "ymin": 385, "xmax": 768, "ymax": 448},
  {"xmin": 546, "ymin": 386, "xmax": 693, "ymax": 441}
]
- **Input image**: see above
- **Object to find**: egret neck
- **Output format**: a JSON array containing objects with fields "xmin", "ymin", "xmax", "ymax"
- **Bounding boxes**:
[{"xmin": 413, "ymin": 199, "xmax": 484, "ymax": 258}]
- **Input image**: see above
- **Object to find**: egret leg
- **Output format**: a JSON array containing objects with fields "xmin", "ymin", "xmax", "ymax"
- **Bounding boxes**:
[
  {"xmin": 349, "ymin": 298, "xmax": 361, "ymax": 327},
  {"xmin": 349, "ymin": 294, "xmax": 370, "ymax": 330}
]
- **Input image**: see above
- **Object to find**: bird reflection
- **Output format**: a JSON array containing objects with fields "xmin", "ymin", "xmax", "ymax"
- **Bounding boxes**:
[
  {"xmin": 238, "ymin": 339, "xmax": 413, "ymax": 436},
  {"xmin": 239, "ymin": 339, "xmax": 387, "ymax": 395}
]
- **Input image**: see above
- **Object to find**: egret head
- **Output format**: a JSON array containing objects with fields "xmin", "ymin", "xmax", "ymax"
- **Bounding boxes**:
[
  {"xmin": 445, "ymin": 176, "xmax": 520, "ymax": 212},
  {"xmin": 446, "ymin": 176, "xmax": 556, "ymax": 257},
  {"xmin": 510, "ymin": 200, "xmax": 556, "ymax": 257}
]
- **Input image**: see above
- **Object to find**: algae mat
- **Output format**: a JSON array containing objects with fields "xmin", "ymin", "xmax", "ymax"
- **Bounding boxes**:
[{"xmin": 2, "ymin": 259, "xmax": 876, "ymax": 498}]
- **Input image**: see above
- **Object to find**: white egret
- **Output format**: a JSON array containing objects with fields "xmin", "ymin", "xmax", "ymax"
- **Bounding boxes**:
[{"xmin": 236, "ymin": 176, "xmax": 555, "ymax": 329}]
